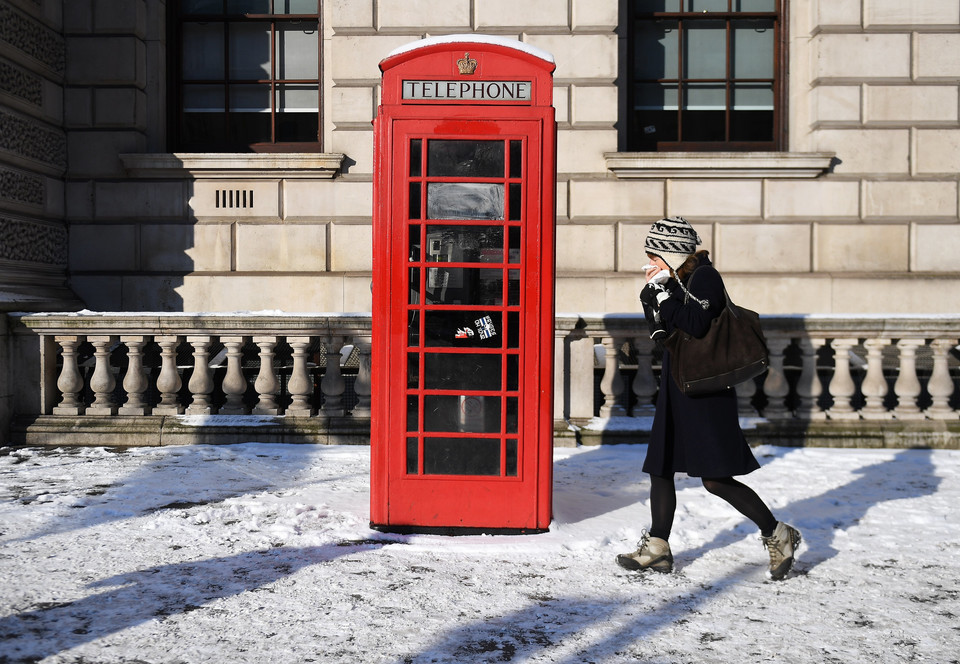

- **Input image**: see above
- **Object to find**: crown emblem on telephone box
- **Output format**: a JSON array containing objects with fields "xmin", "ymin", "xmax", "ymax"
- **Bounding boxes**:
[{"xmin": 457, "ymin": 52, "xmax": 478, "ymax": 75}]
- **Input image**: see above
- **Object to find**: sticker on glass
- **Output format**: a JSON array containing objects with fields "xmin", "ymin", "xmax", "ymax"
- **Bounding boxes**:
[
  {"xmin": 455, "ymin": 327, "xmax": 475, "ymax": 340},
  {"xmin": 475, "ymin": 315, "xmax": 497, "ymax": 340}
]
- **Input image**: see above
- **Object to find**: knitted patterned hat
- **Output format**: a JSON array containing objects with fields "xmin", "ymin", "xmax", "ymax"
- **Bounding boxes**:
[{"xmin": 644, "ymin": 216, "xmax": 702, "ymax": 271}]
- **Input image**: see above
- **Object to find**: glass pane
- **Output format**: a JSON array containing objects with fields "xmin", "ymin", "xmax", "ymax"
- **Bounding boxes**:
[
  {"xmin": 427, "ymin": 183, "xmax": 504, "ymax": 220},
  {"xmin": 427, "ymin": 140, "xmax": 504, "ymax": 177},
  {"xmin": 181, "ymin": 112, "xmax": 226, "ymax": 148},
  {"xmin": 735, "ymin": 0, "xmax": 775, "ymax": 10},
  {"xmin": 409, "ymin": 225, "xmax": 421, "ymax": 261},
  {"xmin": 732, "ymin": 82, "xmax": 773, "ymax": 110},
  {"xmin": 183, "ymin": 84, "xmax": 225, "ymax": 111},
  {"xmin": 686, "ymin": 0, "xmax": 727, "ymax": 11},
  {"xmin": 634, "ymin": 20, "xmax": 678, "ymax": 80},
  {"xmin": 229, "ymin": 22, "xmax": 270, "ymax": 79},
  {"xmin": 409, "ymin": 184, "xmax": 422, "ymax": 220},
  {"xmin": 406, "ymin": 395, "xmax": 418, "ymax": 432},
  {"xmin": 182, "ymin": 0, "xmax": 224, "ymax": 14},
  {"xmin": 276, "ymin": 0, "xmax": 318, "ymax": 12},
  {"xmin": 229, "ymin": 84, "xmax": 269, "ymax": 112},
  {"xmin": 424, "ymin": 353, "xmax": 501, "ymax": 390},
  {"xmin": 507, "ymin": 312, "xmax": 519, "ymax": 349},
  {"xmin": 508, "ymin": 270, "xmax": 520, "ymax": 306},
  {"xmin": 276, "ymin": 84, "xmax": 317, "ymax": 111},
  {"xmin": 636, "ymin": 82, "xmax": 679, "ymax": 110},
  {"xmin": 506, "ymin": 354, "xmax": 519, "ymax": 390},
  {"xmin": 732, "ymin": 20, "xmax": 774, "ymax": 79},
  {"xmin": 424, "ymin": 311, "xmax": 502, "ymax": 348},
  {"xmin": 407, "ymin": 353, "xmax": 419, "ymax": 388},
  {"xmin": 508, "ymin": 227, "xmax": 521, "ymax": 263},
  {"xmin": 684, "ymin": 21, "xmax": 726, "ymax": 79},
  {"xmin": 408, "ymin": 267, "xmax": 420, "ymax": 304},
  {"xmin": 408, "ymin": 310, "xmax": 420, "ymax": 347},
  {"xmin": 229, "ymin": 112, "xmax": 271, "ymax": 144},
  {"xmin": 276, "ymin": 22, "xmax": 319, "ymax": 79},
  {"xmin": 423, "ymin": 438, "xmax": 500, "ymax": 476},
  {"xmin": 506, "ymin": 397, "xmax": 518, "ymax": 433},
  {"xmin": 508, "ymin": 183, "xmax": 521, "ymax": 221},
  {"xmin": 731, "ymin": 107, "xmax": 773, "ymax": 142},
  {"xmin": 406, "ymin": 437, "xmax": 419, "ymax": 474},
  {"xmin": 276, "ymin": 107, "xmax": 318, "ymax": 142},
  {"xmin": 684, "ymin": 82, "xmax": 725, "ymax": 110},
  {"xmin": 226, "ymin": 0, "xmax": 268, "ymax": 12},
  {"xmin": 509, "ymin": 140, "xmax": 522, "ymax": 178},
  {"xmin": 425, "ymin": 268, "xmax": 503, "ymax": 305},
  {"xmin": 424, "ymin": 227, "xmax": 503, "ymax": 263},
  {"xmin": 506, "ymin": 439, "xmax": 517, "ymax": 476},
  {"xmin": 410, "ymin": 139, "xmax": 422, "ymax": 176},
  {"xmin": 182, "ymin": 23, "xmax": 224, "ymax": 79},
  {"xmin": 635, "ymin": 0, "xmax": 679, "ymax": 10},
  {"xmin": 681, "ymin": 109, "xmax": 725, "ymax": 141},
  {"xmin": 424, "ymin": 395, "xmax": 502, "ymax": 433}
]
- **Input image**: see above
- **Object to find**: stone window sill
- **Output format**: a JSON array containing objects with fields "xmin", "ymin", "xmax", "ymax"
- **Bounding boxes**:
[
  {"xmin": 604, "ymin": 152, "xmax": 836, "ymax": 179},
  {"xmin": 120, "ymin": 153, "xmax": 346, "ymax": 180}
]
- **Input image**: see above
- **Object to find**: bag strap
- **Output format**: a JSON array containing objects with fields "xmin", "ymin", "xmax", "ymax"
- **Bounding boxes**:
[{"xmin": 678, "ymin": 267, "xmax": 711, "ymax": 311}]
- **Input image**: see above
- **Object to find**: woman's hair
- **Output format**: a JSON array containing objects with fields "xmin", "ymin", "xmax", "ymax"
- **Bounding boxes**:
[{"xmin": 676, "ymin": 249, "xmax": 711, "ymax": 282}]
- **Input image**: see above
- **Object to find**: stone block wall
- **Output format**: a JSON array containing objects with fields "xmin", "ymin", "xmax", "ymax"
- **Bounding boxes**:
[
  {"xmin": 58, "ymin": 0, "xmax": 960, "ymax": 315},
  {"xmin": 0, "ymin": 0, "xmax": 74, "ymax": 308}
]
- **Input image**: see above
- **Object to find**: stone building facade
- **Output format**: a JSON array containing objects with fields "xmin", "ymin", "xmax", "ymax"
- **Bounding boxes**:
[{"xmin": 1, "ymin": 0, "xmax": 959, "ymax": 316}]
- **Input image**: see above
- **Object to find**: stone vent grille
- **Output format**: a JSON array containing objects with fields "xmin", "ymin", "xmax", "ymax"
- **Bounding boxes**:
[{"xmin": 216, "ymin": 189, "xmax": 254, "ymax": 209}]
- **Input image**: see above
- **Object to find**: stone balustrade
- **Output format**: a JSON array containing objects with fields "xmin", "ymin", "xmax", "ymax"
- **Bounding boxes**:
[{"xmin": 6, "ymin": 312, "xmax": 960, "ymax": 448}]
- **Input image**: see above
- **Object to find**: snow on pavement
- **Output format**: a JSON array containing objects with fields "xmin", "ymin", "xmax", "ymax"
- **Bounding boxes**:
[{"xmin": 1, "ymin": 443, "xmax": 958, "ymax": 663}]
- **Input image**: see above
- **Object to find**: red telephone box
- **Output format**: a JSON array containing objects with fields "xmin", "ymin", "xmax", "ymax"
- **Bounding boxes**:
[{"xmin": 371, "ymin": 35, "xmax": 557, "ymax": 533}]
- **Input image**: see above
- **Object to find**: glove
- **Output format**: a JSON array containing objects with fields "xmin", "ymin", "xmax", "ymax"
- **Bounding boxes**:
[{"xmin": 639, "ymin": 282, "xmax": 671, "ymax": 309}]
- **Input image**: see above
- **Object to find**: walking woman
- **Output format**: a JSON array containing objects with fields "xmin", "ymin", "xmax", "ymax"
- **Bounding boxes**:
[{"xmin": 616, "ymin": 216, "xmax": 801, "ymax": 580}]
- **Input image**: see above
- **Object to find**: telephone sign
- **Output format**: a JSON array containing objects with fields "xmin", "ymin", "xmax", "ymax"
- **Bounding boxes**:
[{"xmin": 371, "ymin": 35, "xmax": 557, "ymax": 533}]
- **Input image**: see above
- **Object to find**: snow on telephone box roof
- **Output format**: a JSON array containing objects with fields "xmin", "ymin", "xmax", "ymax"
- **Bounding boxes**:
[{"xmin": 383, "ymin": 33, "xmax": 555, "ymax": 65}]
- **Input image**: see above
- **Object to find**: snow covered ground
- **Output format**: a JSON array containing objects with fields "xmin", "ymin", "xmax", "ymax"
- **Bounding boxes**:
[{"xmin": 1, "ymin": 442, "xmax": 958, "ymax": 663}]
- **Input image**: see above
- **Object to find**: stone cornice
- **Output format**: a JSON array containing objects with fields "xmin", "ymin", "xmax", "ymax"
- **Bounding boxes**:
[
  {"xmin": 120, "ymin": 153, "xmax": 347, "ymax": 180},
  {"xmin": 604, "ymin": 152, "xmax": 837, "ymax": 179}
]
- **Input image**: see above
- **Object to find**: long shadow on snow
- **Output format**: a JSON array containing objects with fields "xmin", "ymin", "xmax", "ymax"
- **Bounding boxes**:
[
  {"xmin": 11, "ymin": 443, "xmax": 366, "ymax": 544},
  {"xmin": 0, "ymin": 542, "xmax": 388, "ymax": 663},
  {"xmin": 394, "ymin": 447, "xmax": 944, "ymax": 663},
  {"xmin": 679, "ymin": 447, "xmax": 941, "ymax": 572}
]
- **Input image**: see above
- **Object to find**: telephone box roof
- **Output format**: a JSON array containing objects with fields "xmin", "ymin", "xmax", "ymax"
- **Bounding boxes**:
[{"xmin": 384, "ymin": 33, "xmax": 555, "ymax": 65}]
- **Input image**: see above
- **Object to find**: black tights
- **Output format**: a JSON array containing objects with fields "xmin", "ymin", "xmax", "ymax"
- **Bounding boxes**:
[{"xmin": 648, "ymin": 473, "xmax": 778, "ymax": 541}]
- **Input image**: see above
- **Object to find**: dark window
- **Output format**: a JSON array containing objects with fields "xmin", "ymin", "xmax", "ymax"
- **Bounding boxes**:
[
  {"xmin": 171, "ymin": 0, "xmax": 321, "ymax": 152},
  {"xmin": 626, "ymin": 0, "xmax": 784, "ymax": 151}
]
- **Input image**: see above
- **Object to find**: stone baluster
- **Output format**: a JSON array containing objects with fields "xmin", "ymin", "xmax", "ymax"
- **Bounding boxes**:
[
  {"xmin": 320, "ymin": 336, "xmax": 346, "ymax": 417},
  {"xmin": 154, "ymin": 336, "xmax": 183, "ymax": 415},
  {"xmin": 761, "ymin": 336, "xmax": 791, "ymax": 419},
  {"xmin": 598, "ymin": 336, "xmax": 626, "ymax": 418},
  {"xmin": 925, "ymin": 338, "xmax": 958, "ymax": 419},
  {"xmin": 86, "ymin": 336, "xmax": 118, "ymax": 416},
  {"xmin": 827, "ymin": 338, "xmax": 860, "ymax": 420},
  {"xmin": 735, "ymin": 372, "xmax": 758, "ymax": 416},
  {"xmin": 860, "ymin": 338, "xmax": 892, "ymax": 420},
  {"xmin": 285, "ymin": 336, "xmax": 315, "ymax": 416},
  {"xmin": 631, "ymin": 336, "xmax": 658, "ymax": 417},
  {"xmin": 53, "ymin": 335, "xmax": 85, "ymax": 415},
  {"xmin": 253, "ymin": 336, "xmax": 280, "ymax": 415},
  {"xmin": 219, "ymin": 336, "xmax": 248, "ymax": 415},
  {"xmin": 352, "ymin": 336, "xmax": 372, "ymax": 417},
  {"xmin": 186, "ymin": 336, "xmax": 215, "ymax": 415},
  {"xmin": 893, "ymin": 339, "xmax": 925, "ymax": 420},
  {"xmin": 795, "ymin": 337, "xmax": 826, "ymax": 420},
  {"xmin": 118, "ymin": 336, "xmax": 150, "ymax": 415}
]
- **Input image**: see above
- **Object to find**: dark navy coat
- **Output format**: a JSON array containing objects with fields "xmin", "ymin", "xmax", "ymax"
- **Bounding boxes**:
[{"xmin": 642, "ymin": 257, "xmax": 761, "ymax": 478}]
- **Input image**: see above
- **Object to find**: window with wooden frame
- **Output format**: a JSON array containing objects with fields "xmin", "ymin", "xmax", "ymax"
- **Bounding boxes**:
[
  {"xmin": 626, "ymin": 0, "xmax": 785, "ymax": 151},
  {"xmin": 171, "ymin": 0, "xmax": 321, "ymax": 152}
]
